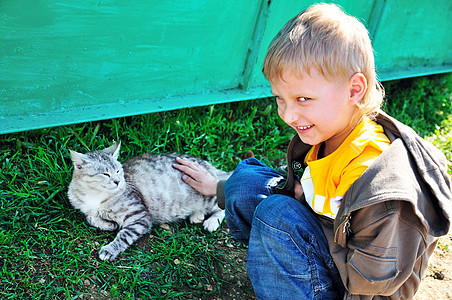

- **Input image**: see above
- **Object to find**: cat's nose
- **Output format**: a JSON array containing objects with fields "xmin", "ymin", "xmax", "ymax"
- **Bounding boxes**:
[{"xmin": 114, "ymin": 180, "xmax": 120, "ymax": 186}]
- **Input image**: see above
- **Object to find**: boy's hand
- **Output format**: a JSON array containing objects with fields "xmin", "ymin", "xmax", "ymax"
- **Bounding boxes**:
[
  {"xmin": 173, "ymin": 157, "xmax": 218, "ymax": 197},
  {"xmin": 294, "ymin": 180, "xmax": 304, "ymax": 201}
]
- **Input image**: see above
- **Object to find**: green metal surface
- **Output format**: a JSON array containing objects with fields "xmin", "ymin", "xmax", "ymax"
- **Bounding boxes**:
[{"xmin": 1, "ymin": 0, "xmax": 451, "ymax": 134}]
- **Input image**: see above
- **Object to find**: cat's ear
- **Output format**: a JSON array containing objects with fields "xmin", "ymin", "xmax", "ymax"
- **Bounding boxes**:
[
  {"xmin": 69, "ymin": 150, "xmax": 87, "ymax": 170},
  {"xmin": 104, "ymin": 142, "xmax": 121, "ymax": 160}
]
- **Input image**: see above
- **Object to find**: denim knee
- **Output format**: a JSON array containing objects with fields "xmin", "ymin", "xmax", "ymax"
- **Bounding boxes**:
[
  {"xmin": 253, "ymin": 194, "xmax": 323, "ymax": 236},
  {"xmin": 224, "ymin": 158, "xmax": 284, "ymax": 244}
]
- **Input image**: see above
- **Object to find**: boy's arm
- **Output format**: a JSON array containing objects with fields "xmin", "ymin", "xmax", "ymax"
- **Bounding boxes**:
[
  {"xmin": 173, "ymin": 157, "xmax": 303, "ymax": 208},
  {"xmin": 216, "ymin": 179, "xmax": 227, "ymax": 209}
]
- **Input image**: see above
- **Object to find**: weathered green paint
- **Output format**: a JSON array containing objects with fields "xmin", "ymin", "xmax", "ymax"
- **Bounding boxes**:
[{"xmin": 1, "ymin": 0, "xmax": 451, "ymax": 134}]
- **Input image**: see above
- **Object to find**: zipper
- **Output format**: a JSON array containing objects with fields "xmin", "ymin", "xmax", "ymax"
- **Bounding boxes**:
[
  {"xmin": 334, "ymin": 215, "xmax": 351, "ymax": 247},
  {"xmin": 343, "ymin": 216, "xmax": 351, "ymax": 234}
]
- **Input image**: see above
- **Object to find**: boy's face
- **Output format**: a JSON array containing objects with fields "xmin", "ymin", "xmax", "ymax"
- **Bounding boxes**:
[{"xmin": 270, "ymin": 68, "xmax": 357, "ymax": 156}]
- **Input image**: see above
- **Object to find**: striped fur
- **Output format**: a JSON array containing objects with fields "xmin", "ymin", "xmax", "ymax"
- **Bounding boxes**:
[{"xmin": 68, "ymin": 142, "xmax": 229, "ymax": 261}]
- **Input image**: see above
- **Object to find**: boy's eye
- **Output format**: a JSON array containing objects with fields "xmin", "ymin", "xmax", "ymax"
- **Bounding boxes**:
[{"xmin": 298, "ymin": 97, "xmax": 310, "ymax": 102}]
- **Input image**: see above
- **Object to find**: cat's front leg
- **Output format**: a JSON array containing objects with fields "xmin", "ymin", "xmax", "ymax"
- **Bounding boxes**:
[
  {"xmin": 203, "ymin": 208, "xmax": 225, "ymax": 232},
  {"xmin": 98, "ymin": 212, "xmax": 153, "ymax": 261},
  {"xmin": 86, "ymin": 212, "xmax": 118, "ymax": 231}
]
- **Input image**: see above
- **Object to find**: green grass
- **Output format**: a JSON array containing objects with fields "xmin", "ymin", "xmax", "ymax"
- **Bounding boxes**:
[
  {"xmin": 0, "ymin": 73, "xmax": 451, "ymax": 299},
  {"xmin": 0, "ymin": 98, "xmax": 290, "ymax": 300}
]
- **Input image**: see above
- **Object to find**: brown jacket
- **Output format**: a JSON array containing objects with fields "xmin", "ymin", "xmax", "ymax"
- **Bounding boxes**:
[{"xmin": 278, "ymin": 111, "xmax": 452, "ymax": 299}]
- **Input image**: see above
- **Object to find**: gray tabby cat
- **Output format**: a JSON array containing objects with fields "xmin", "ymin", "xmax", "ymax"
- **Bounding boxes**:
[{"xmin": 68, "ymin": 142, "xmax": 228, "ymax": 261}]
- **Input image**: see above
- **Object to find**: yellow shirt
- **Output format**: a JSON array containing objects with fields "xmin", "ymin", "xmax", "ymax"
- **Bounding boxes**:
[{"xmin": 300, "ymin": 118, "xmax": 391, "ymax": 219}]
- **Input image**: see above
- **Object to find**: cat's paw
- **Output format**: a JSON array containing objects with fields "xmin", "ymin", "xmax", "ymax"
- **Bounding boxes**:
[
  {"xmin": 203, "ymin": 217, "xmax": 221, "ymax": 232},
  {"xmin": 87, "ymin": 215, "xmax": 118, "ymax": 231},
  {"xmin": 99, "ymin": 243, "xmax": 120, "ymax": 261},
  {"xmin": 189, "ymin": 212, "xmax": 205, "ymax": 224},
  {"xmin": 97, "ymin": 221, "xmax": 118, "ymax": 231},
  {"xmin": 203, "ymin": 210, "xmax": 225, "ymax": 232}
]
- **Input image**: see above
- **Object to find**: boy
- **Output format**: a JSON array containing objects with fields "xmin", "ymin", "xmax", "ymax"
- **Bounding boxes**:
[{"xmin": 174, "ymin": 3, "xmax": 451, "ymax": 299}]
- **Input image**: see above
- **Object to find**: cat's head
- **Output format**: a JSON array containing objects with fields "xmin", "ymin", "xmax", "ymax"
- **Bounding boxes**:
[{"xmin": 69, "ymin": 142, "xmax": 125, "ymax": 192}]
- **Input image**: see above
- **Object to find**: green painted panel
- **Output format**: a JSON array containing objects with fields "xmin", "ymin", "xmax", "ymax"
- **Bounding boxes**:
[
  {"xmin": 371, "ymin": 0, "xmax": 452, "ymax": 80},
  {"xmin": 1, "ymin": 0, "xmax": 262, "ymax": 132},
  {"xmin": 1, "ymin": 0, "xmax": 451, "ymax": 134}
]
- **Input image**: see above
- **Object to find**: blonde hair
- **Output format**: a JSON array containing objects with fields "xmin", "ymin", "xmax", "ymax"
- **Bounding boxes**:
[{"xmin": 263, "ymin": 3, "xmax": 384, "ymax": 120}]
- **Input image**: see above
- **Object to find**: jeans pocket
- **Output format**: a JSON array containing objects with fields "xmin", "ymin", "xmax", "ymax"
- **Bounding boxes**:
[{"xmin": 348, "ymin": 248, "xmax": 400, "ymax": 294}]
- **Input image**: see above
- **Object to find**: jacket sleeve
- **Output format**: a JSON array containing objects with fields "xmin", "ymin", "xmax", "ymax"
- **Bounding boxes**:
[
  {"xmin": 216, "ymin": 179, "xmax": 227, "ymax": 210},
  {"xmin": 338, "ymin": 201, "xmax": 435, "ymax": 296}
]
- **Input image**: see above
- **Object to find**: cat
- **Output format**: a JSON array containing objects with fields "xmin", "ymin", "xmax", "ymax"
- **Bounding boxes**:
[{"xmin": 67, "ymin": 142, "xmax": 229, "ymax": 261}]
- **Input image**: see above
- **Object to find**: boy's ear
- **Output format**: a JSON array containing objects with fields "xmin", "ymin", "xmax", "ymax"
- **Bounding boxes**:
[{"xmin": 348, "ymin": 72, "xmax": 367, "ymax": 105}]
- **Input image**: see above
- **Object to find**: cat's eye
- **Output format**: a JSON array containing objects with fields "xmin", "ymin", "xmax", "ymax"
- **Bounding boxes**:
[{"xmin": 103, "ymin": 173, "xmax": 110, "ymax": 177}]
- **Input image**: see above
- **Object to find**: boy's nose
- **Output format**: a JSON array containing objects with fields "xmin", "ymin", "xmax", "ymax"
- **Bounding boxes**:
[{"xmin": 282, "ymin": 107, "xmax": 299, "ymax": 125}]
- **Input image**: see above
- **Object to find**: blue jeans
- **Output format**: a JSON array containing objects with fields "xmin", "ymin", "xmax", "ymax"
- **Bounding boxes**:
[{"xmin": 225, "ymin": 158, "xmax": 344, "ymax": 299}]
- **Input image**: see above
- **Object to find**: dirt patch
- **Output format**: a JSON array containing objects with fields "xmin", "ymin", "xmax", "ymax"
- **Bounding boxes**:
[
  {"xmin": 206, "ymin": 230, "xmax": 256, "ymax": 300},
  {"xmin": 416, "ymin": 233, "xmax": 452, "ymax": 300},
  {"xmin": 216, "ymin": 231, "xmax": 452, "ymax": 300}
]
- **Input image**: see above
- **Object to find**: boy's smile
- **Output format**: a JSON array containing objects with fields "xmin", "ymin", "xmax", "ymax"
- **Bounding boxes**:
[{"xmin": 270, "ymin": 68, "xmax": 362, "ymax": 157}]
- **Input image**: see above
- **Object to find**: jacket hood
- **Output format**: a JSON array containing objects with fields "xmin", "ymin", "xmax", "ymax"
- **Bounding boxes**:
[{"xmin": 341, "ymin": 111, "xmax": 452, "ymax": 237}]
